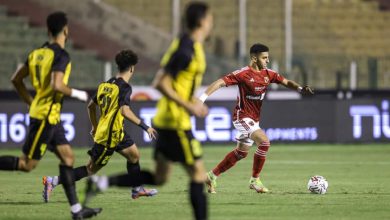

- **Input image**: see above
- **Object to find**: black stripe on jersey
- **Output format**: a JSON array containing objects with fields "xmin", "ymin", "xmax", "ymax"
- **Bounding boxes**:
[
  {"xmin": 106, "ymin": 108, "xmax": 120, "ymax": 148},
  {"xmin": 44, "ymin": 92, "xmax": 57, "ymax": 122},
  {"xmin": 164, "ymin": 34, "xmax": 194, "ymax": 78},
  {"xmin": 189, "ymin": 75, "xmax": 196, "ymax": 100}
]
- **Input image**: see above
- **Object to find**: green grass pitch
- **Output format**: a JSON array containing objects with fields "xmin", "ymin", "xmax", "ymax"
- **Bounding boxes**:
[{"xmin": 0, "ymin": 144, "xmax": 389, "ymax": 220}]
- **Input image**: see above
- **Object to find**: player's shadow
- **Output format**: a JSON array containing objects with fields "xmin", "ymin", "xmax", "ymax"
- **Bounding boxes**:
[{"xmin": 0, "ymin": 201, "xmax": 67, "ymax": 205}]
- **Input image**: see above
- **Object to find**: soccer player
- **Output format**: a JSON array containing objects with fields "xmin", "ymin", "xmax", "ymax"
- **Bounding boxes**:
[
  {"xmin": 42, "ymin": 49, "xmax": 158, "ymax": 201},
  {"xmin": 0, "ymin": 12, "xmax": 101, "ymax": 219},
  {"xmin": 198, "ymin": 43, "xmax": 314, "ymax": 194},
  {"xmin": 84, "ymin": 2, "xmax": 212, "ymax": 220}
]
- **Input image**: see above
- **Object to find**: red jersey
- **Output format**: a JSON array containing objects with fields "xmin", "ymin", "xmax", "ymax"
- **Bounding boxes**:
[{"xmin": 222, "ymin": 66, "xmax": 285, "ymax": 122}]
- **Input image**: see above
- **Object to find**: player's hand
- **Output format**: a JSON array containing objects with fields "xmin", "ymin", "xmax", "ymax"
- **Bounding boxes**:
[
  {"xmin": 146, "ymin": 127, "xmax": 158, "ymax": 140},
  {"xmin": 189, "ymin": 99, "xmax": 208, "ymax": 118},
  {"xmin": 301, "ymin": 86, "xmax": 314, "ymax": 96}
]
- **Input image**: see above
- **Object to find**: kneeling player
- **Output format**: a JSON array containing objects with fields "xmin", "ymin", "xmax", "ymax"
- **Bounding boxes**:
[
  {"xmin": 198, "ymin": 43, "xmax": 314, "ymax": 194},
  {"xmin": 42, "ymin": 49, "xmax": 158, "ymax": 202}
]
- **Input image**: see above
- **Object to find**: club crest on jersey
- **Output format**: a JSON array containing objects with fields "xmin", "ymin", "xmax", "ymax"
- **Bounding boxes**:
[
  {"xmin": 264, "ymin": 76, "xmax": 269, "ymax": 83},
  {"xmin": 249, "ymin": 121, "xmax": 254, "ymax": 126}
]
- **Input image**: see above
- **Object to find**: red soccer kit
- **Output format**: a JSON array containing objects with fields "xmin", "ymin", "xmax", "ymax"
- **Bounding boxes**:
[{"xmin": 222, "ymin": 66, "xmax": 285, "ymax": 122}]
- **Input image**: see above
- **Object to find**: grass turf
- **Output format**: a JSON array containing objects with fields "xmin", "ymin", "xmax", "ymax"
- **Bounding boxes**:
[{"xmin": 0, "ymin": 144, "xmax": 389, "ymax": 220}]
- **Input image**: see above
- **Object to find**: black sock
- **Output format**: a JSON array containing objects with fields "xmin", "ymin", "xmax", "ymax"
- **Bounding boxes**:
[
  {"xmin": 59, "ymin": 164, "xmax": 78, "ymax": 206},
  {"xmin": 0, "ymin": 156, "xmax": 19, "ymax": 171},
  {"xmin": 58, "ymin": 166, "xmax": 88, "ymax": 185},
  {"xmin": 127, "ymin": 161, "xmax": 141, "ymax": 186},
  {"xmin": 190, "ymin": 182, "xmax": 207, "ymax": 220},
  {"xmin": 108, "ymin": 170, "xmax": 156, "ymax": 187},
  {"xmin": 127, "ymin": 161, "xmax": 141, "ymax": 176}
]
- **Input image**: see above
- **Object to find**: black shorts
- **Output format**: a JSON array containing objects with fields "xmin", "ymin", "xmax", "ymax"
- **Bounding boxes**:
[
  {"xmin": 88, "ymin": 132, "xmax": 135, "ymax": 166},
  {"xmin": 154, "ymin": 128, "xmax": 202, "ymax": 165},
  {"xmin": 22, "ymin": 118, "xmax": 69, "ymax": 160}
]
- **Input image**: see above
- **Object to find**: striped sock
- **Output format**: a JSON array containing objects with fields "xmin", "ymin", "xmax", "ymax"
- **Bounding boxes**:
[
  {"xmin": 212, "ymin": 148, "xmax": 248, "ymax": 176},
  {"xmin": 252, "ymin": 141, "xmax": 270, "ymax": 178}
]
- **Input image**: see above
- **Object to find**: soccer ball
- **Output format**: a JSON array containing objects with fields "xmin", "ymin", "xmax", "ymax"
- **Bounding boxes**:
[{"xmin": 307, "ymin": 175, "xmax": 328, "ymax": 194}]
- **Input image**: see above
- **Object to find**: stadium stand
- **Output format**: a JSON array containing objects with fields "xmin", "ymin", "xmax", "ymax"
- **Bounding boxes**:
[
  {"xmin": 101, "ymin": 0, "xmax": 389, "ymax": 89},
  {"xmin": 0, "ymin": 0, "xmax": 389, "ymax": 89}
]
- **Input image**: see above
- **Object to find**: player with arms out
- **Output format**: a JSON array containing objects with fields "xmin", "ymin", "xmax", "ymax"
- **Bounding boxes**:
[
  {"xmin": 198, "ymin": 43, "xmax": 314, "ymax": 194},
  {"xmin": 83, "ymin": 2, "xmax": 212, "ymax": 220},
  {"xmin": 42, "ymin": 49, "xmax": 158, "ymax": 201},
  {"xmin": 0, "ymin": 12, "xmax": 101, "ymax": 219}
]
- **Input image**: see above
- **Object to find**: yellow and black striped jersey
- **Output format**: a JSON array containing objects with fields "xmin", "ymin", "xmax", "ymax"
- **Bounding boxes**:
[
  {"xmin": 153, "ymin": 34, "xmax": 206, "ymax": 130},
  {"xmin": 93, "ymin": 77, "xmax": 132, "ymax": 148},
  {"xmin": 27, "ymin": 42, "xmax": 71, "ymax": 125}
]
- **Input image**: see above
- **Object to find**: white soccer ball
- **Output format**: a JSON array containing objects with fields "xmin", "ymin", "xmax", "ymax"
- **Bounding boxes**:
[{"xmin": 307, "ymin": 175, "xmax": 328, "ymax": 194}]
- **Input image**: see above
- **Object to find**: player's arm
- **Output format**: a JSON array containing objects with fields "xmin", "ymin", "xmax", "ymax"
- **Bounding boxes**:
[
  {"xmin": 51, "ymin": 71, "xmax": 89, "ymax": 102},
  {"xmin": 10, "ymin": 64, "xmax": 33, "ymax": 106},
  {"xmin": 87, "ymin": 97, "xmax": 98, "ymax": 136},
  {"xmin": 152, "ymin": 68, "xmax": 207, "ymax": 117},
  {"xmin": 120, "ymin": 105, "xmax": 157, "ymax": 140},
  {"xmin": 198, "ymin": 78, "xmax": 226, "ymax": 103},
  {"xmin": 280, "ymin": 78, "xmax": 314, "ymax": 95}
]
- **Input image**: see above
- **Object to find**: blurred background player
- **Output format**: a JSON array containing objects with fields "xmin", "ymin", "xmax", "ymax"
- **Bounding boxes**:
[
  {"xmin": 0, "ymin": 11, "xmax": 101, "ymax": 219},
  {"xmin": 42, "ymin": 49, "xmax": 158, "ymax": 201},
  {"xmin": 198, "ymin": 43, "xmax": 314, "ymax": 194},
  {"xmin": 84, "ymin": 2, "xmax": 212, "ymax": 220}
]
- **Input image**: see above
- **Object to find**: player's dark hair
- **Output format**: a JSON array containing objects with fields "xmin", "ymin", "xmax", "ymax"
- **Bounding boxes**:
[
  {"xmin": 115, "ymin": 49, "xmax": 138, "ymax": 73},
  {"xmin": 250, "ymin": 44, "xmax": 269, "ymax": 55},
  {"xmin": 185, "ymin": 2, "xmax": 209, "ymax": 31},
  {"xmin": 46, "ymin": 11, "xmax": 68, "ymax": 37}
]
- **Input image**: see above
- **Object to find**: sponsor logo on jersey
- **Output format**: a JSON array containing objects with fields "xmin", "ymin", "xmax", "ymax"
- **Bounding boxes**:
[
  {"xmin": 250, "ymin": 78, "xmax": 255, "ymax": 82},
  {"xmin": 246, "ymin": 95, "xmax": 263, "ymax": 100},
  {"xmin": 255, "ymin": 86, "xmax": 265, "ymax": 91}
]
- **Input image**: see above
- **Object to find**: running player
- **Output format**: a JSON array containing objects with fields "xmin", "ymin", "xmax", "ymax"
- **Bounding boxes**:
[
  {"xmin": 198, "ymin": 43, "xmax": 314, "ymax": 194},
  {"xmin": 0, "ymin": 12, "xmax": 101, "ymax": 219},
  {"xmin": 42, "ymin": 49, "xmax": 158, "ymax": 201},
  {"xmin": 84, "ymin": 2, "xmax": 212, "ymax": 220}
]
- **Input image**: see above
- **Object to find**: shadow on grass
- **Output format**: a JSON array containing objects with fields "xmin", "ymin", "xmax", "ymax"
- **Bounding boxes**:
[{"xmin": 0, "ymin": 200, "xmax": 67, "ymax": 205}]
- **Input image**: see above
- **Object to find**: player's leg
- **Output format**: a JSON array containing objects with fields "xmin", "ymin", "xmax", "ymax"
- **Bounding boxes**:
[
  {"xmin": 117, "ymin": 142, "xmax": 158, "ymax": 199},
  {"xmin": 183, "ymin": 160, "xmax": 207, "ymax": 220},
  {"xmin": 0, "ymin": 118, "xmax": 48, "ymax": 172},
  {"xmin": 47, "ymin": 156, "xmax": 100, "ymax": 189},
  {"xmin": 43, "ymin": 153, "xmax": 102, "ymax": 204},
  {"xmin": 0, "ymin": 154, "xmax": 40, "ymax": 172},
  {"xmin": 83, "ymin": 128, "xmax": 176, "ymax": 204},
  {"xmin": 90, "ymin": 147, "xmax": 171, "ymax": 189},
  {"xmin": 206, "ymin": 141, "xmax": 250, "ymax": 193},
  {"xmin": 53, "ymin": 124, "xmax": 101, "ymax": 219},
  {"xmin": 177, "ymin": 130, "xmax": 207, "ymax": 220},
  {"xmin": 48, "ymin": 140, "xmax": 112, "ymax": 191},
  {"xmin": 249, "ymin": 127, "xmax": 270, "ymax": 193},
  {"xmin": 205, "ymin": 120, "xmax": 252, "ymax": 193}
]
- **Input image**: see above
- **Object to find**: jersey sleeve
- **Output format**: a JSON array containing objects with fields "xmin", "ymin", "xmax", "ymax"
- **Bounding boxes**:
[
  {"xmin": 52, "ymin": 51, "xmax": 70, "ymax": 73},
  {"xmin": 119, "ymin": 87, "xmax": 132, "ymax": 107},
  {"xmin": 163, "ymin": 49, "xmax": 192, "ymax": 78},
  {"xmin": 222, "ymin": 69, "xmax": 245, "ymax": 86},
  {"xmin": 268, "ymin": 70, "xmax": 285, "ymax": 84}
]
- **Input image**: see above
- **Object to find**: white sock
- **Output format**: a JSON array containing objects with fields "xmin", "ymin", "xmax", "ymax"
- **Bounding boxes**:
[
  {"xmin": 133, "ymin": 186, "xmax": 141, "ymax": 191},
  {"xmin": 71, "ymin": 203, "xmax": 82, "ymax": 213},
  {"xmin": 52, "ymin": 176, "xmax": 59, "ymax": 186},
  {"xmin": 97, "ymin": 176, "xmax": 109, "ymax": 191}
]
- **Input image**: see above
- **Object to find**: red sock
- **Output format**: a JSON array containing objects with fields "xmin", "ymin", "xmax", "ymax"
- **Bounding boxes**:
[
  {"xmin": 212, "ymin": 148, "xmax": 248, "ymax": 176},
  {"xmin": 252, "ymin": 141, "xmax": 270, "ymax": 178}
]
